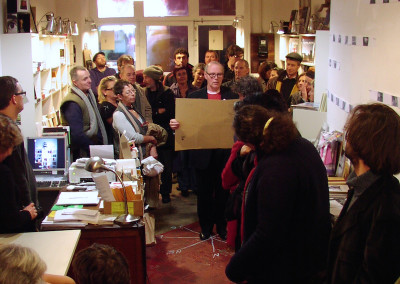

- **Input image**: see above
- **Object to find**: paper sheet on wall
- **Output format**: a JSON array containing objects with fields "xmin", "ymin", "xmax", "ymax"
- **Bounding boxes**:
[
  {"xmin": 209, "ymin": 30, "xmax": 223, "ymax": 50},
  {"xmin": 174, "ymin": 98, "xmax": 238, "ymax": 151},
  {"xmin": 100, "ymin": 31, "xmax": 115, "ymax": 50}
]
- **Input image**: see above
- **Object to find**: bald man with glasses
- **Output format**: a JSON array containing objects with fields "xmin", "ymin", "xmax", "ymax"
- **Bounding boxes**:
[{"xmin": 170, "ymin": 61, "xmax": 238, "ymax": 240}]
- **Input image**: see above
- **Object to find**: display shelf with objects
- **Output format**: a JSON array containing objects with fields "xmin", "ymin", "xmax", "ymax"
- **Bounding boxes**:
[
  {"xmin": 0, "ymin": 33, "xmax": 74, "ymax": 137},
  {"xmin": 279, "ymin": 34, "xmax": 316, "ymax": 71}
]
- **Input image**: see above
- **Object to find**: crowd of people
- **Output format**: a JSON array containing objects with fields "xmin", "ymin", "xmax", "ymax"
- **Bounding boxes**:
[{"xmin": 0, "ymin": 43, "xmax": 399, "ymax": 283}]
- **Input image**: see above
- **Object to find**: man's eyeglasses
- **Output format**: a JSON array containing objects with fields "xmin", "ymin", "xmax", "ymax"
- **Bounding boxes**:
[
  {"xmin": 233, "ymin": 54, "xmax": 244, "ymax": 59},
  {"xmin": 206, "ymin": 72, "xmax": 224, "ymax": 79},
  {"xmin": 15, "ymin": 91, "xmax": 27, "ymax": 98}
]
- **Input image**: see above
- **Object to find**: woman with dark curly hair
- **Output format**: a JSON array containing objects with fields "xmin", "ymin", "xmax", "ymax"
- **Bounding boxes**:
[
  {"xmin": 257, "ymin": 61, "xmax": 277, "ymax": 92},
  {"xmin": 226, "ymin": 105, "xmax": 331, "ymax": 283},
  {"xmin": 169, "ymin": 66, "xmax": 197, "ymax": 99},
  {"xmin": 231, "ymin": 76, "xmax": 262, "ymax": 100}
]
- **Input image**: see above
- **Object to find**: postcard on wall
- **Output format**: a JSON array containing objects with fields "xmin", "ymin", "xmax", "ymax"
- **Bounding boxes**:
[{"xmin": 174, "ymin": 98, "xmax": 238, "ymax": 151}]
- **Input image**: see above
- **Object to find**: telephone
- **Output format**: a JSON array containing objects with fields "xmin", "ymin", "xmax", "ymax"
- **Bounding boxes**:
[{"xmin": 258, "ymin": 36, "xmax": 268, "ymax": 57}]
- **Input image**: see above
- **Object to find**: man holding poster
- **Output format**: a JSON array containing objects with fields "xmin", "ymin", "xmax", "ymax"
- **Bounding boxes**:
[{"xmin": 170, "ymin": 61, "xmax": 238, "ymax": 240}]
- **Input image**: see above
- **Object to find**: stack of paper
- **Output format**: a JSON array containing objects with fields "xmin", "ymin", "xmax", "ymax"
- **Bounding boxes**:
[
  {"xmin": 56, "ymin": 192, "xmax": 100, "ymax": 206},
  {"xmin": 41, "ymin": 216, "xmax": 86, "ymax": 229},
  {"xmin": 54, "ymin": 208, "xmax": 99, "ymax": 223}
]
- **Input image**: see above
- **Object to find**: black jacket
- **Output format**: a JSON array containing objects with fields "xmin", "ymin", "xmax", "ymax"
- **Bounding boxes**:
[
  {"xmin": 226, "ymin": 137, "xmax": 331, "ymax": 283},
  {"xmin": 327, "ymin": 174, "xmax": 400, "ymax": 284},
  {"xmin": 0, "ymin": 164, "xmax": 36, "ymax": 233},
  {"xmin": 146, "ymin": 84, "xmax": 175, "ymax": 148}
]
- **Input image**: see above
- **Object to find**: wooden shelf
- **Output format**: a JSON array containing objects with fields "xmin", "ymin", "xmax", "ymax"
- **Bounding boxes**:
[{"xmin": 279, "ymin": 33, "xmax": 316, "ymax": 70}]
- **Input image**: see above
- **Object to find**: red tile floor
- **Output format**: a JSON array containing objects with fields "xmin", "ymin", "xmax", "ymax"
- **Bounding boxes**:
[{"xmin": 146, "ymin": 222, "xmax": 234, "ymax": 284}]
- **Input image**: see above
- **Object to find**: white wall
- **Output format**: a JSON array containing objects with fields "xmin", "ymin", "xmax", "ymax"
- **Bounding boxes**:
[
  {"xmin": 327, "ymin": 0, "xmax": 400, "ymax": 132},
  {"xmin": 314, "ymin": 30, "xmax": 329, "ymax": 105}
]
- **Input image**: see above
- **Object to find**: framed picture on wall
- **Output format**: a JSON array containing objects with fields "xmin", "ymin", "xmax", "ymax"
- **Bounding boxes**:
[
  {"xmin": 17, "ymin": 13, "xmax": 30, "ymax": 33},
  {"xmin": 288, "ymin": 10, "xmax": 298, "ymax": 32},
  {"xmin": 6, "ymin": 14, "xmax": 18, "ymax": 33},
  {"xmin": 299, "ymin": 0, "xmax": 311, "ymax": 34},
  {"xmin": 17, "ymin": 0, "xmax": 29, "ymax": 13},
  {"xmin": 29, "ymin": 5, "xmax": 37, "ymax": 33}
]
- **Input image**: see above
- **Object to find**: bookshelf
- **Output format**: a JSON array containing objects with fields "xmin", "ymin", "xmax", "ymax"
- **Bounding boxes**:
[
  {"xmin": 1, "ymin": 33, "xmax": 74, "ymax": 137},
  {"xmin": 279, "ymin": 33, "xmax": 316, "ymax": 71}
]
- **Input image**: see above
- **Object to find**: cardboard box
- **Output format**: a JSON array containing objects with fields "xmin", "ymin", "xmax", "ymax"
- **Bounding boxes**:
[{"xmin": 103, "ymin": 190, "xmax": 144, "ymax": 216}]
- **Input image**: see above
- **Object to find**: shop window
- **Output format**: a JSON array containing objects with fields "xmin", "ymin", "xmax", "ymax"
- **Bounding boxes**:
[
  {"xmin": 199, "ymin": 0, "xmax": 235, "ymax": 16},
  {"xmin": 97, "ymin": 0, "xmax": 134, "ymax": 18},
  {"xmin": 144, "ymin": 0, "xmax": 188, "ymax": 17},
  {"xmin": 146, "ymin": 26, "xmax": 188, "ymax": 72}
]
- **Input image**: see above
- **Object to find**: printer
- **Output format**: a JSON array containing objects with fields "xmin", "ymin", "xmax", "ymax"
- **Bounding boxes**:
[{"xmin": 69, "ymin": 158, "xmax": 117, "ymax": 184}]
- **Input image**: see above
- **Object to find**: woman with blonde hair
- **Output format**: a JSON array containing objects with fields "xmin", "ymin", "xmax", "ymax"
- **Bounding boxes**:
[
  {"xmin": 97, "ymin": 76, "xmax": 119, "ymax": 158},
  {"xmin": 0, "ymin": 244, "xmax": 75, "ymax": 284}
]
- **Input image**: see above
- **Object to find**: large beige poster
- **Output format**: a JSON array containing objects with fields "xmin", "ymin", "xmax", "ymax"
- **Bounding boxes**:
[{"xmin": 174, "ymin": 98, "xmax": 238, "ymax": 151}]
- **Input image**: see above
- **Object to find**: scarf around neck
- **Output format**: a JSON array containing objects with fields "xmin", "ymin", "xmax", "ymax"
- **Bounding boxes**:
[{"xmin": 71, "ymin": 85, "xmax": 108, "ymax": 145}]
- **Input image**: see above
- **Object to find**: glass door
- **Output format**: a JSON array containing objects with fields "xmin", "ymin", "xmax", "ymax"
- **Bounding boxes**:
[{"xmin": 196, "ymin": 24, "xmax": 236, "ymax": 67}]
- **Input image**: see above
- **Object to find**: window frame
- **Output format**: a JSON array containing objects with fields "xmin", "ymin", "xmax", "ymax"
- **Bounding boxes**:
[{"xmin": 94, "ymin": 0, "xmax": 248, "ymax": 70}]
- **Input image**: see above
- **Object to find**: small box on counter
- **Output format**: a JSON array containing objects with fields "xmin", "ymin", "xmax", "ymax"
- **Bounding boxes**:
[{"xmin": 102, "ymin": 190, "xmax": 144, "ymax": 216}]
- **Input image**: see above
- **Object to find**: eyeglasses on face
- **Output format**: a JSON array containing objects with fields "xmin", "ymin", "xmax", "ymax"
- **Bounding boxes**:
[
  {"xmin": 15, "ymin": 91, "xmax": 27, "ymax": 97},
  {"xmin": 232, "ymin": 54, "xmax": 244, "ymax": 59},
  {"xmin": 123, "ymin": 89, "xmax": 136, "ymax": 95},
  {"xmin": 105, "ymin": 88, "xmax": 114, "ymax": 91},
  {"xmin": 206, "ymin": 72, "xmax": 224, "ymax": 79}
]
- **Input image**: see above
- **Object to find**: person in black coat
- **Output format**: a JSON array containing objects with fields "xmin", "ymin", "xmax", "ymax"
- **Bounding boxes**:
[
  {"xmin": 170, "ymin": 61, "xmax": 238, "ymax": 240},
  {"xmin": 0, "ymin": 115, "xmax": 38, "ymax": 233},
  {"xmin": 143, "ymin": 65, "xmax": 176, "ymax": 203},
  {"xmin": 327, "ymin": 103, "xmax": 400, "ymax": 284},
  {"xmin": 225, "ymin": 105, "xmax": 331, "ymax": 283},
  {"xmin": 0, "ymin": 76, "xmax": 40, "ymax": 232}
]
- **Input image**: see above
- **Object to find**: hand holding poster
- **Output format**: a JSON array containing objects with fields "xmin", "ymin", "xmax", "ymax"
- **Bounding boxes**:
[{"xmin": 174, "ymin": 98, "xmax": 238, "ymax": 151}]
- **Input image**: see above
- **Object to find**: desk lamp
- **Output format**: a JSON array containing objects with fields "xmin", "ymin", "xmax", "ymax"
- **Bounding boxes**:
[{"xmin": 85, "ymin": 157, "xmax": 140, "ymax": 226}]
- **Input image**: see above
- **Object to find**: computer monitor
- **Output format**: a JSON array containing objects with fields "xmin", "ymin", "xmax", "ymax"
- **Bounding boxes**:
[{"xmin": 27, "ymin": 136, "xmax": 68, "ymax": 173}]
